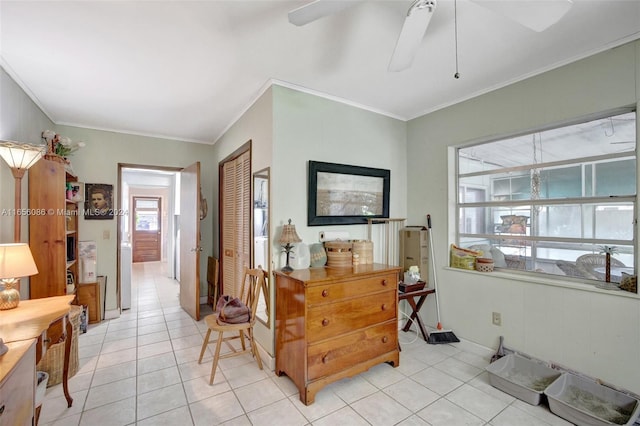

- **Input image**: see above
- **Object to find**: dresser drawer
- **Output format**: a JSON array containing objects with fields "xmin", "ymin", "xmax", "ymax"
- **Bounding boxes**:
[
  {"xmin": 308, "ymin": 320, "xmax": 397, "ymax": 381},
  {"xmin": 307, "ymin": 290, "xmax": 396, "ymax": 343},
  {"xmin": 307, "ymin": 273, "xmax": 397, "ymax": 306}
]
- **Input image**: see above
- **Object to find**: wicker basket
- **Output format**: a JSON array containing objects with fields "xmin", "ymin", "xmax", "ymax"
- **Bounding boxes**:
[
  {"xmin": 44, "ymin": 153, "xmax": 67, "ymax": 164},
  {"xmin": 37, "ymin": 305, "xmax": 81, "ymax": 387},
  {"xmin": 351, "ymin": 240, "xmax": 373, "ymax": 264},
  {"xmin": 325, "ymin": 241, "xmax": 352, "ymax": 268}
]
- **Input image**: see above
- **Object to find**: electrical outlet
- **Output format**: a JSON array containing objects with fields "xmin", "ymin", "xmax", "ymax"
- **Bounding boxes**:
[
  {"xmin": 492, "ymin": 312, "xmax": 502, "ymax": 326},
  {"xmin": 103, "ymin": 229, "xmax": 110, "ymax": 240}
]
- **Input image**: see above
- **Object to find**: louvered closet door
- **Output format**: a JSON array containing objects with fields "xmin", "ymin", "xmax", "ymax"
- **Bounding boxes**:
[{"xmin": 221, "ymin": 150, "xmax": 251, "ymax": 297}]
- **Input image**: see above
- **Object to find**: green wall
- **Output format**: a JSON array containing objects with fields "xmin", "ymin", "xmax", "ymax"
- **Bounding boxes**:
[{"xmin": 407, "ymin": 40, "xmax": 640, "ymax": 394}]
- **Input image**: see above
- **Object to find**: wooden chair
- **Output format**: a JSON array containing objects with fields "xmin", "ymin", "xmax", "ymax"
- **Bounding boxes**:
[
  {"xmin": 206, "ymin": 256, "xmax": 219, "ymax": 308},
  {"xmin": 198, "ymin": 266, "xmax": 264, "ymax": 384}
]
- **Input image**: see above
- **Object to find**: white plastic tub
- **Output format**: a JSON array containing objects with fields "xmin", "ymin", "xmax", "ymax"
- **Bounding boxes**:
[
  {"xmin": 486, "ymin": 354, "xmax": 561, "ymax": 405},
  {"xmin": 545, "ymin": 373, "xmax": 640, "ymax": 425}
]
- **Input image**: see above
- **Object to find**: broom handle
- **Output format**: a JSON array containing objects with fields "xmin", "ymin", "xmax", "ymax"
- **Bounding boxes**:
[{"xmin": 427, "ymin": 214, "xmax": 443, "ymax": 325}]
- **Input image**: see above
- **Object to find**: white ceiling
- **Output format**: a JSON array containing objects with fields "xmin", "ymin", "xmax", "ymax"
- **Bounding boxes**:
[{"xmin": 1, "ymin": 0, "xmax": 639, "ymax": 145}]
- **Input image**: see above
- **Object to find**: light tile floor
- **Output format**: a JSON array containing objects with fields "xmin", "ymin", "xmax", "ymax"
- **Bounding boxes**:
[{"xmin": 40, "ymin": 262, "xmax": 572, "ymax": 426}]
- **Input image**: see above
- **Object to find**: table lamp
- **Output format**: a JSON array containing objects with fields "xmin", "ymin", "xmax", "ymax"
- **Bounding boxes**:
[
  {"xmin": 279, "ymin": 219, "xmax": 301, "ymax": 273},
  {"xmin": 0, "ymin": 140, "xmax": 46, "ymax": 242},
  {"xmin": 0, "ymin": 243, "xmax": 39, "ymax": 310}
]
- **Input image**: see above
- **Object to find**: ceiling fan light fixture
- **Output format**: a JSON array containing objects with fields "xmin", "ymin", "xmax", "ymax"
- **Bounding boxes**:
[{"xmin": 412, "ymin": 0, "xmax": 436, "ymax": 12}]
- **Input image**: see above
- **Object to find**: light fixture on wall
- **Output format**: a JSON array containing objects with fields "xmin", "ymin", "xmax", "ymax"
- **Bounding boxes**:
[
  {"xmin": 278, "ymin": 219, "xmax": 301, "ymax": 273},
  {"xmin": 0, "ymin": 140, "xmax": 46, "ymax": 242},
  {"xmin": 0, "ymin": 243, "xmax": 39, "ymax": 310}
]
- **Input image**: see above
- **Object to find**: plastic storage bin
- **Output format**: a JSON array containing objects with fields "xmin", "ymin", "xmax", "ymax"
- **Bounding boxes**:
[
  {"xmin": 545, "ymin": 373, "xmax": 640, "ymax": 426},
  {"xmin": 486, "ymin": 354, "xmax": 562, "ymax": 405}
]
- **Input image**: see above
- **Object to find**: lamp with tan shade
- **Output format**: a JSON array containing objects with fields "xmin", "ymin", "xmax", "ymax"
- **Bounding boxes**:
[
  {"xmin": 278, "ymin": 219, "xmax": 302, "ymax": 273},
  {"xmin": 0, "ymin": 243, "xmax": 39, "ymax": 311}
]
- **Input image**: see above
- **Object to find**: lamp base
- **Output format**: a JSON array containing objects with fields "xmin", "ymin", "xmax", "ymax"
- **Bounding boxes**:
[
  {"xmin": 0, "ymin": 279, "xmax": 20, "ymax": 310},
  {"xmin": 281, "ymin": 265, "xmax": 294, "ymax": 273}
]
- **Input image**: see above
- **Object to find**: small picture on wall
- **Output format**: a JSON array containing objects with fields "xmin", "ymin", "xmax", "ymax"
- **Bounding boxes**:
[{"xmin": 85, "ymin": 183, "xmax": 114, "ymax": 220}]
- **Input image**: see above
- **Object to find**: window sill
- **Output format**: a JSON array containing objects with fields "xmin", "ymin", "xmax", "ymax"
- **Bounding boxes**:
[{"xmin": 443, "ymin": 266, "xmax": 640, "ymax": 299}]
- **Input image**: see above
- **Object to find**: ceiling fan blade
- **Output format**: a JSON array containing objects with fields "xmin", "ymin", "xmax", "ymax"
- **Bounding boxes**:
[
  {"xmin": 288, "ymin": 0, "xmax": 361, "ymax": 26},
  {"xmin": 470, "ymin": 0, "xmax": 573, "ymax": 32},
  {"xmin": 388, "ymin": 0, "xmax": 437, "ymax": 72}
]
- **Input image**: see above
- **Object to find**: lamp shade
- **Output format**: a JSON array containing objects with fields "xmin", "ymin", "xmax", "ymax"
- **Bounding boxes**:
[
  {"xmin": 0, "ymin": 243, "xmax": 38, "ymax": 279},
  {"xmin": 0, "ymin": 140, "xmax": 46, "ymax": 170},
  {"xmin": 279, "ymin": 219, "xmax": 302, "ymax": 245}
]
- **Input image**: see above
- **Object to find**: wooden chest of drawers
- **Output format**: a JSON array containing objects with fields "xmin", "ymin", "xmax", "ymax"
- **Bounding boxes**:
[{"xmin": 274, "ymin": 264, "xmax": 401, "ymax": 405}]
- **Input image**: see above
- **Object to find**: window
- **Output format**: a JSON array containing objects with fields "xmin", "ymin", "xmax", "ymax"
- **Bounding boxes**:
[{"xmin": 456, "ymin": 111, "xmax": 637, "ymax": 284}]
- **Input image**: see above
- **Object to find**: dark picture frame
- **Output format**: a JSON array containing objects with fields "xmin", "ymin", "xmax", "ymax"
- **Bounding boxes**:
[
  {"xmin": 85, "ymin": 183, "xmax": 114, "ymax": 220},
  {"xmin": 308, "ymin": 161, "xmax": 390, "ymax": 226}
]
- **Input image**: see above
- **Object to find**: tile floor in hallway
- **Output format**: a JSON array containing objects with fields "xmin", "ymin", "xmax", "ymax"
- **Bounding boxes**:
[{"xmin": 39, "ymin": 261, "xmax": 573, "ymax": 426}]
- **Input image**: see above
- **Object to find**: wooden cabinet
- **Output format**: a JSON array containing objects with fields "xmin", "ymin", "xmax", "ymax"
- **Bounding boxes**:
[
  {"xmin": 274, "ymin": 264, "xmax": 401, "ymax": 405},
  {"xmin": 29, "ymin": 157, "xmax": 79, "ymax": 299},
  {"xmin": 0, "ymin": 340, "xmax": 36, "ymax": 426},
  {"xmin": 77, "ymin": 282, "xmax": 101, "ymax": 324}
]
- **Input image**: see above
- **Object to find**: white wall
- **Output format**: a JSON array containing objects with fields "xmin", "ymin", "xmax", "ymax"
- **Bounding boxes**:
[
  {"xmin": 56, "ymin": 125, "xmax": 215, "ymax": 313},
  {"xmin": 212, "ymin": 85, "xmax": 274, "ymax": 354},
  {"xmin": 272, "ymin": 85, "xmax": 408, "ymax": 251},
  {"xmin": 407, "ymin": 41, "xmax": 640, "ymax": 393},
  {"xmin": 213, "ymin": 84, "xmax": 407, "ymax": 357}
]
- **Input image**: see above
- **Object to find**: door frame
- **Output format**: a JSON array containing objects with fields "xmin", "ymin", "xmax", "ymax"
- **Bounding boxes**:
[{"xmin": 117, "ymin": 163, "xmax": 182, "ymax": 312}]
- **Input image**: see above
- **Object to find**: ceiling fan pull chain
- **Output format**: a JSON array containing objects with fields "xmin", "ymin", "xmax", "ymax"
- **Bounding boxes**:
[{"xmin": 454, "ymin": 0, "xmax": 460, "ymax": 79}]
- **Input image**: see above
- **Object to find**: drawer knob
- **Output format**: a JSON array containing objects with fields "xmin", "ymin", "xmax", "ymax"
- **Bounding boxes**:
[
  {"xmin": 382, "ymin": 279, "xmax": 388, "ymax": 286},
  {"xmin": 322, "ymin": 289, "xmax": 329, "ymax": 297},
  {"xmin": 382, "ymin": 336, "xmax": 388, "ymax": 343},
  {"xmin": 322, "ymin": 318, "xmax": 330, "ymax": 326},
  {"xmin": 381, "ymin": 304, "xmax": 387, "ymax": 311},
  {"xmin": 322, "ymin": 354, "xmax": 329, "ymax": 364},
  {"xmin": 0, "ymin": 404, "xmax": 4, "ymax": 415}
]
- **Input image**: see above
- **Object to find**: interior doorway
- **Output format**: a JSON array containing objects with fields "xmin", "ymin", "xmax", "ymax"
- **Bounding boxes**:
[
  {"xmin": 118, "ymin": 165, "xmax": 181, "ymax": 312},
  {"xmin": 132, "ymin": 196, "xmax": 162, "ymax": 263}
]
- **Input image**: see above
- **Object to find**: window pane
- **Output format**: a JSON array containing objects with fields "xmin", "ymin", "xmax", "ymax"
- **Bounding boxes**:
[
  {"xmin": 457, "ymin": 111, "xmax": 636, "ymax": 282},
  {"xmin": 136, "ymin": 212, "xmax": 158, "ymax": 231}
]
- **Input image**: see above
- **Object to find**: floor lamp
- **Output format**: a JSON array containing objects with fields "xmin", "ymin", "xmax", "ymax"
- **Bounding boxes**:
[{"xmin": 0, "ymin": 140, "xmax": 46, "ymax": 242}]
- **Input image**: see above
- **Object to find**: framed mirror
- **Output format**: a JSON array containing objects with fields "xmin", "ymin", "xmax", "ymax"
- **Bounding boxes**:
[{"xmin": 252, "ymin": 167, "xmax": 270, "ymax": 327}]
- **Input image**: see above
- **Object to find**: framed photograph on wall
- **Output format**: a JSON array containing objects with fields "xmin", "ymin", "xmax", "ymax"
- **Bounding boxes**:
[
  {"xmin": 85, "ymin": 183, "xmax": 114, "ymax": 220},
  {"xmin": 308, "ymin": 160, "xmax": 390, "ymax": 226}
]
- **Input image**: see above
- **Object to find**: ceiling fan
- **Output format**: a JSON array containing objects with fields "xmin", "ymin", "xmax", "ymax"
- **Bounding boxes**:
[{"xmin": 288, "ymin": 0, "xmax": 573, "ymax": 72}]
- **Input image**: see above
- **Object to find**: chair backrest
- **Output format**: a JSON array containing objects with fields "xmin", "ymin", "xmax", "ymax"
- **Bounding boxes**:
[
  {"xmin": 207, "ymin": 256, "xmax": 219, "ymax": 286},
  {"xmin": 576, "ymin": 254, "xmax": 625, "ymax": 268},
  {"xmin": 238, "ymin": 267, "xmax": 266, "ymax": 323}
]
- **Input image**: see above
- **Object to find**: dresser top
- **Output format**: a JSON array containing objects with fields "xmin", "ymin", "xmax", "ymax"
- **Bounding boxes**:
[{"xmin": 273, "ymin": 263, "xmax": 400, "ymax": 285}]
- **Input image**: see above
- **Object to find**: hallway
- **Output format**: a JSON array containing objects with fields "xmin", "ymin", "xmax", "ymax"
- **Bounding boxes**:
[{"xmin": 38, "ymin": 262, "xmax": 571, "ymax": 425}]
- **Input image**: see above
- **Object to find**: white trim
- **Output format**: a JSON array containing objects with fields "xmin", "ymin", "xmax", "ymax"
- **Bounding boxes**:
[{"xmin": 104, "ymin": 308, "xmax": 121, "ymax": 320}]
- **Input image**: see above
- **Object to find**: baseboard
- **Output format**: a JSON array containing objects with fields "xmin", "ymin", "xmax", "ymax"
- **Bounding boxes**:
[
  {"xmin": 256, "ymin": 341, "xmax": 275, "ymax": 371},
  {"xmin": 104, "ymin": 309, "xmax": 120, "ymax": 320}
]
